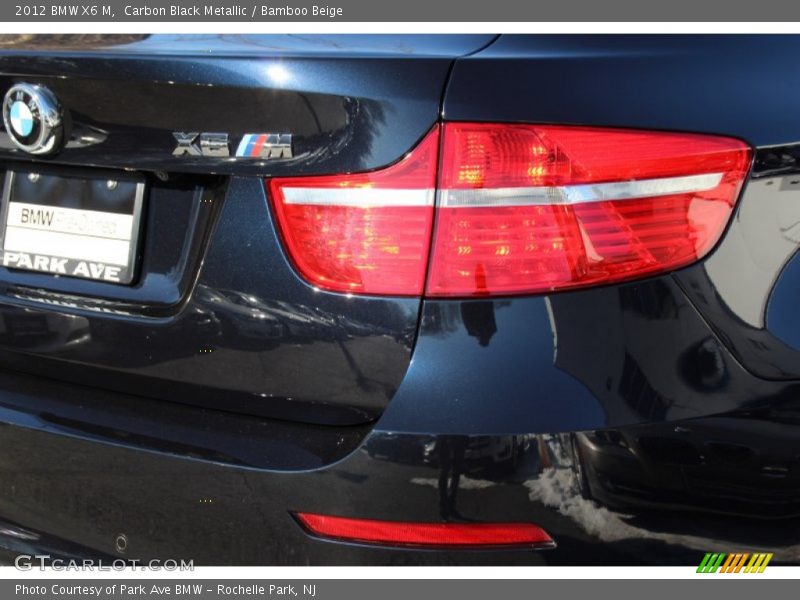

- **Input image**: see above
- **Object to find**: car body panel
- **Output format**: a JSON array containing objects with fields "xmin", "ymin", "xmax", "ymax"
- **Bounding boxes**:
[
  {"xmin": 0, "ymin": 34, "xmax": 494, "ymax": 177},
  {"xmin": 444, "ymin": 34, "xmax": 800, "ymax": 147},
  {"xmin": 0, "ymin": 35, "xmax": 485, "ymax": 424},
  {"xmin": 0, "ymin": 379, "xmax": 797, "ymax": 565}
]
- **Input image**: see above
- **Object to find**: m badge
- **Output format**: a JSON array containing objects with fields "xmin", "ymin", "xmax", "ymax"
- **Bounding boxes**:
[{"xmin": 235, "ymin": 133, "xmax": 293, "ymax": 158}]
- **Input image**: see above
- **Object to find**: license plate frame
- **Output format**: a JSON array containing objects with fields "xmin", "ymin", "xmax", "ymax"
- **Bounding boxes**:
[{"xmin": 0, "ymin": 168, "xmax": 146, "ymax": 285}]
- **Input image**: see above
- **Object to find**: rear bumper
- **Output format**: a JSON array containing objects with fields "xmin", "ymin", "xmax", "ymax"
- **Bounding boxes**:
[
  {"xmin": 0, "ymin": 368, "xmax": 798, "ymax": 566},
  {"xmin": 0, "ymin": 373, "xmax": 551, "ymax": 566}
]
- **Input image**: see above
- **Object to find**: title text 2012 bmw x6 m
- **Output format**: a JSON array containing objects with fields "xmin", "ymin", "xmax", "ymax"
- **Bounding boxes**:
[{"xmin": 0, "ymin": 33, "xmax": 797, "ymax": 565}]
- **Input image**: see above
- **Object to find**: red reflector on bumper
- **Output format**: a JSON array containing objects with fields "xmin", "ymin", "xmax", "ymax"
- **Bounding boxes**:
[{"xmin": 294, "ymin": 512, "xmax": 555, "ymax": 549}]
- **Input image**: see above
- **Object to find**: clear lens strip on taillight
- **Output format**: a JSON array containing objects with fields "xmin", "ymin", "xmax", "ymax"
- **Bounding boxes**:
[{"xmin": 268, "ymin": 123, "xmax": 751, "ymax": 298}]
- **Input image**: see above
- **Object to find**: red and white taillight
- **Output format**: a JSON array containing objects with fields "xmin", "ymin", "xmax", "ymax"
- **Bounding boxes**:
[
  {"xmin": 268, "ymin": 128, "xmax": 438, "ymax": 296},
  {"xmin": 268, "ymin": 123, "xmax": 751, "ymax": 297}
]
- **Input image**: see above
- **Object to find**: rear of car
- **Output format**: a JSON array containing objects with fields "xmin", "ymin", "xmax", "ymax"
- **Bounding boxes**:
[{"xmin": 0, "ymin": 33, "xmax": 798, "ymax": 565}]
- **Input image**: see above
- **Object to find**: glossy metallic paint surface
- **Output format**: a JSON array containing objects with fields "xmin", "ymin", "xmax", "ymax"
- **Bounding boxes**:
[
  {"xmin": 676, "ymin": 174, "xmax": 800, "ymax": 381},
  {"xmin": 444, "ymin": 35, "xmax": 800, "ymax": 147},
  {"xmin": 0, "ymin": 176, "xmax": 420, "ymax": 424},
  {"xmin": 0, "ymin": 35, "xmax": 488, "ymax": 424},
  {"xmin": 378, "ymin": 274, "xmax": 779, "ymax": 435},
  {"xmin": 0, "ymin": 35, "xmax": 494, "ymax": 176},
  {"xmin": 0, "ymin": 383, "xmax": 796, "ymax": 565}
]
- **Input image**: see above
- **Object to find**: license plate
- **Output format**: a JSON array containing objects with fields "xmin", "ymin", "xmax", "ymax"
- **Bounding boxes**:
[{"xmin": 0, "ymin": 169, "xmax": 145, "ymax": 284}]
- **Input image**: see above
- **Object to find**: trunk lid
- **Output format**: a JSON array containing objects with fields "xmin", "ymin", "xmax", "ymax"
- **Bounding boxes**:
[{"xmin": 0, "ymin": 34, "xmax": 494, "ymax": 425}]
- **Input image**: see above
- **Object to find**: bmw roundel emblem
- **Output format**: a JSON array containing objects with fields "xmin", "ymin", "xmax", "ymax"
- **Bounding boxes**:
[{"xmin": 2, "ymin": 83, "xmax": 64, "ymax": 155}]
